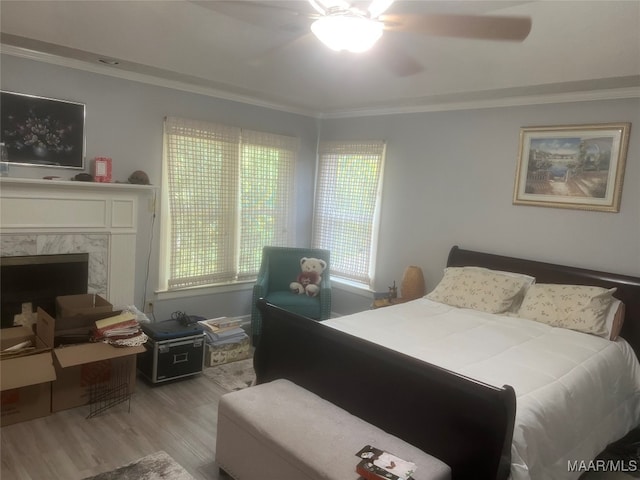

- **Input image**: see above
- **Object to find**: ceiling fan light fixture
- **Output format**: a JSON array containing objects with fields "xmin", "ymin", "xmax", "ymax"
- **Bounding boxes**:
[
  {"xmin": 311, "ymin": 15, "xmax": 383, "ymax": 53},
  {"xmin": 308, "ymin": 0, "xmax": 351, "ymax": 16}
]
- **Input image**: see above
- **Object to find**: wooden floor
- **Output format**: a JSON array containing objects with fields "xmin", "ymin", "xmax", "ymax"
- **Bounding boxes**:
[
  {"xmin": 2, "ymin": 371, "xmax": 634, "ymax": 480},
  {"xmin": 1, "ymin": 372, "xmax": 227, "ymax": 480}
]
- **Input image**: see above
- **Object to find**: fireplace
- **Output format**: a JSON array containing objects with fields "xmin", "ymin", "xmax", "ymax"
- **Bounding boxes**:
[
  {"xmin": 0, "ymin": 178, "xmax": 154, "ymax": 322},
  {"xmin": 1, "ymin": 253, "xmax": 89, "ymax": 328}
]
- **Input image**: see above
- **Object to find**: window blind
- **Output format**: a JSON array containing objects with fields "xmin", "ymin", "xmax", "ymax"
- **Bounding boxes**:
[
  {"xmin": 313, "ymin": 140, "xmax": 385, "ymax": 286},
  {"xmin": 162, "ymin": 117, "xmax": 296, "ymax": 290},
  {"xmin": 238, "ymin": 129, "xmax": 298, "ymax": 279}
]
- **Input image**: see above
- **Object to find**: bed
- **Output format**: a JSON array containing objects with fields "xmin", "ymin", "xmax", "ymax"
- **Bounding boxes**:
[{"xmin": 253, "ymin": 246, "xmax": 640, "ymax": 480}]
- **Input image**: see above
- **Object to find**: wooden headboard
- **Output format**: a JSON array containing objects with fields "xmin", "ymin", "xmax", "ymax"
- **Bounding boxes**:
[{"xmin": 447, "ymin": 246, "xmax": 640, "ymax": 358}]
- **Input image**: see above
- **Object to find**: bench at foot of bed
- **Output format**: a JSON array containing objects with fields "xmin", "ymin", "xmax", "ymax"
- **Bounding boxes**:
[{"xmin": 215, "ymin": 378, "xmax": 451, "ymax": 480}]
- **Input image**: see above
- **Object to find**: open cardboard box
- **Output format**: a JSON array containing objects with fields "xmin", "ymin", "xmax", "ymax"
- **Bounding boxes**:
[
  {"xmin": 55, "ymin": 294, "xmax": 120, "ymax": 346},
  {"xmin": 52, "ymin": 294, "xmax": 144, "ymax": 412},
  {"xmin": 56, "ymin": 293, "xmax": 112, "ymax": 318},
  {"xmin": 0, "ymin": 308, "xmax": 56, "ymax": 426},
  {"xmin": 52, "ymin": 336, "xmax": 145, "ymax": 412}
]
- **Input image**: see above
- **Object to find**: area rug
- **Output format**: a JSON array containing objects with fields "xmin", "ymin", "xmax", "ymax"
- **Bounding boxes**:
[
  {"xmin": 82, "ymin": 451, "xmax": 194, "ymax": 480},
  {"xmin": 203, "ymin": 357, "xmax": 256, "ymax": 392}
]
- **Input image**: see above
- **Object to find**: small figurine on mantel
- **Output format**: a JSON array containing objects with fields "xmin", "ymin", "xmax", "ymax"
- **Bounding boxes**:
[
  {"xmin": 128, "ymin": 170, "xmax": 150, "ymax": 185},
  {"xmin": 388, "ymin": 281, "xmax": 398, "ymax": 300},
  {"xmin": 72, "ymin": 173, "xmax": 94, "ymax": 182}
]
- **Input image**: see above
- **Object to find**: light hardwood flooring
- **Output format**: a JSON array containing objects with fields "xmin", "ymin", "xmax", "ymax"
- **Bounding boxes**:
[
  {"xmin": 1, "ymin": 372, "xmax": 227, "ymax": 480},
  {"xmin": 1, "ymin": 372, "xmax": 634, "ymax": 480}
]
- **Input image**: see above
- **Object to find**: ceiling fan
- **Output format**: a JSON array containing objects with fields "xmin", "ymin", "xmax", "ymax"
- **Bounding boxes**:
[
  {"xmin": 307, "ymin": 0, "xmax": 392, "ymax": 52},
  {"xmin": 307, "ymin": 0, "xmax": 531, "ymax": 51},
  {"xmin": 197, "ymin": 0, "xmax": 532, "ymax": 77}
]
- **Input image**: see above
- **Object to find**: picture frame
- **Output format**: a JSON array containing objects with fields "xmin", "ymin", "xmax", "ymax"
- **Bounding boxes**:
[
  {"xmin": 513, "ymin": 123, "xmax": 631, "ymax": 212},
  {"xmin": 0, "ymin": 90, "xmax": 85, "ymax": 169}
]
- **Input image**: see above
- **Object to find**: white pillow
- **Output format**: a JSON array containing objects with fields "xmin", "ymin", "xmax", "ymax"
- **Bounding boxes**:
[
  {"xmin": 426, "ymin": 266, "xmax": 534, "ymax": 314},
  {"xmin": 604, "ymin": 299, "xmax": 625, "ymax": 341},
  {"xmin": 517, "ymin": 284, "xmax": 617, "ymax": 337}
]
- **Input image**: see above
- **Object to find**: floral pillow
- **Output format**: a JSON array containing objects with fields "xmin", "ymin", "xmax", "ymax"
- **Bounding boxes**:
[
  {"xmin": 517, "ymin": 284, "xmax": 617, "ymax": 337},
  {"xmin": 426, "ymin": 267, "xmax": 534, "ymax": 314}
]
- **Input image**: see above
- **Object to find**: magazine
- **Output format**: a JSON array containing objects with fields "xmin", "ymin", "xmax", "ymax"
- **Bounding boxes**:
[
  {"xmin": 197, "ymin": 317, "xmax": 243, "ymax": 333},
  {"xmin": 355, "ymin": 445, "xmax": 416, "ymax": 480}
]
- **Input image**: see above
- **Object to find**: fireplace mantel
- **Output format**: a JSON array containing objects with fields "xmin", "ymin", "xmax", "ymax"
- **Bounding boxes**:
[
  {"xmin": 0, "ymin": 177, "xmax": 155, "ymax": 309},
  {"xmin": 0, "ymin": 177, "xmax": 155, "ymax": 198}
]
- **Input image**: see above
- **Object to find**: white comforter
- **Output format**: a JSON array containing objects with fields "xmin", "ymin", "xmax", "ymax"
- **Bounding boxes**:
[{"xmin": 324, "ymin": 298, "xmax": 640, "ymax": 480}]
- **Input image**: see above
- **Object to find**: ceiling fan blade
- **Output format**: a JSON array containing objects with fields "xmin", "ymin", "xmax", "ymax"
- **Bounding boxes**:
[
  {"xmin": 382, "ymin": 13, "xmax": 532, "ymax": 42},
  {"xmin": 372, "ymin": 36, "xmax": 424, "ymax": 77},
  {"xmin": 249, "ymin": 32, "xmax": 318, "ymax": 68},
  {"xmin": 191, "ymin": 1, "xmax": 312, "ymax": 31}
]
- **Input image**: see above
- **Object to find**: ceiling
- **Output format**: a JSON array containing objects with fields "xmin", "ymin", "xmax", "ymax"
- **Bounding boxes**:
[{"xmin": 1, "ymin": 0, "xmax": 639, "ymax": 117}]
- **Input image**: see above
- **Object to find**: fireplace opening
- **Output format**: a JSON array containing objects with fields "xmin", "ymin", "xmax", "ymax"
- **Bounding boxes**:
[{"xmin": 1, "ymin": 253, "xmax": 89, "ymax": 328}]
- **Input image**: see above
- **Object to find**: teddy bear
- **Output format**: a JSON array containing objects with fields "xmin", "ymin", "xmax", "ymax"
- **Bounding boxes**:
[{"xmin": 290, "ymin": 257, "xmax": 327, "ymax": 297}]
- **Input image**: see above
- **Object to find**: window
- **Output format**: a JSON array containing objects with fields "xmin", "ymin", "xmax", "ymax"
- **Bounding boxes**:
[
  {"xmin": 160, "ymin": 116, "xmax": 297, "ymax": 291},
  {"xmin": 312, "ymin": 140, "xmax": 385, "ymax": 287}
]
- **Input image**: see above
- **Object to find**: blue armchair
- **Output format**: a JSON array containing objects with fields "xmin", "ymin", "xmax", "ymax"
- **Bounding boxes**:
[{"xmin": 251, "ymin": 246, "xmax": 331, "ymax": 344}]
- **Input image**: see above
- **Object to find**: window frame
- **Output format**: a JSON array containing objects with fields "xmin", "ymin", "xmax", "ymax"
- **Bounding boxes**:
[
  {"xmin": 312, "ymin": 140, "xmax": 386, "ymax": 289},
  {"xmin": 159, "ymin": 116, "xmax": 297, "ymax": 293}
]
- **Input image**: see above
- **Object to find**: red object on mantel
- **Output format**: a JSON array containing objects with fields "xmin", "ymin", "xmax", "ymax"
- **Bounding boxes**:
[{"xmin": 93, "ymin": 157, "xmax": 112, "ymax": 183}]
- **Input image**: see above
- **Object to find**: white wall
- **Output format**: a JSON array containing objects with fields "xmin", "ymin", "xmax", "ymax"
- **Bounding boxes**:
[
  {"xmin": 2, "ymin": 54, "xmax": 639, "ymax": 319},
  {"xmin": 322, "ymin": 100, "xmax": 640, "ymax": 314},
  {"xmin": 0, "ymin": 54, "xmax": 319, "ymax": 321}
]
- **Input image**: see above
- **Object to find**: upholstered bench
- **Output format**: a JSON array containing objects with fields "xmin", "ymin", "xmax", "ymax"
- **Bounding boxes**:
[{"xmin": 216, "ymin": 379, "xmax": 451, "ymax": 480}]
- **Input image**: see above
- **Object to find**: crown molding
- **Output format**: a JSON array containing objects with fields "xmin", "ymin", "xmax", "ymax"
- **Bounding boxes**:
[
  {"xmin": 0, "ymin": 44, "xmax": 318, "ymax": 118},
  {"xmin": 3, "ymin": 43, "xmax": 638, "ymax": 120},
  {"xmin": 319, "ymin": 86, "xmax": 640, "ymax": 119}
]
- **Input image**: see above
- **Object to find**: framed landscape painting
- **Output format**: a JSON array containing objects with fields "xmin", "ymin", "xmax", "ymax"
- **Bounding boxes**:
[
  {"xmin": 513, "ymin": 123, "xmax": 630, "ymax": 212},
  {"xmin": 0, "ymin": 90, "xmax": 85, "ymax": 169}
]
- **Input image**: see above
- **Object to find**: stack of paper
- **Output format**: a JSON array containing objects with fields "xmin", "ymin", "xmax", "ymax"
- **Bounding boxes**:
[
  {"xmin": 197, "ymin": 317, "xmax": 242, "ymax": 333},
  {"xmin": 198, "ymin": 317, "xmax": 248, "ymax": 346},
  {"xmin": 93, "ymin": 312, "xmax": 141, "ymax": 341},
  {"xmin": 206, "ymin": 327, "xmax": 247, "ymax": 346}
]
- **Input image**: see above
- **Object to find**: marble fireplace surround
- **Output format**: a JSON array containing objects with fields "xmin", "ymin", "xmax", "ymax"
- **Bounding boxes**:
[{"xmin": 0, "ymin": 178, "xmax": 154, "ymax": 309}]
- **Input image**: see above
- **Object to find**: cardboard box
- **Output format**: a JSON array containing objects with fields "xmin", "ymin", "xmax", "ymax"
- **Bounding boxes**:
[
  {"xmin": 55, "ymin": 294, "xmax": 117, "ymax": 346},
  {"xmin": 52, "ymin": 294, "xmax": 143, "ymax": 412},
  {"xmin": 0, "ymin": 309, "xmax": 56, "ymax": 426},
  {"xmin": 205, "ymin": 337, "xmax": 251, "ymax": 367},
  {"xmin": 52, "ymin": 341, "xmax": 145, "ymax": 412},
  {"xmin": 56, "ymin": 294, "xmax": 112, "ymax": 319}
]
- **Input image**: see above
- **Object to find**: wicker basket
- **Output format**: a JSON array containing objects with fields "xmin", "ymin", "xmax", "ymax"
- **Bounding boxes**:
[{"xmin": 400, "ymin": 265, "xmax": 426, "ymax": 300}]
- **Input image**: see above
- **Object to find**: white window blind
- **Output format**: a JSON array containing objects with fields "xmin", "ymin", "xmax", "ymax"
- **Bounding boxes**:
[
  {"xmin": 238, "ymin": 129, "xmax": 297, "ymax": 280},
  {"xmin": 162, "ymin": 117, "xmax": 297, "ymax": 290},
  {"xmin": 312, "ymin": 140, "xmax": 385, "ymax": 287}
]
